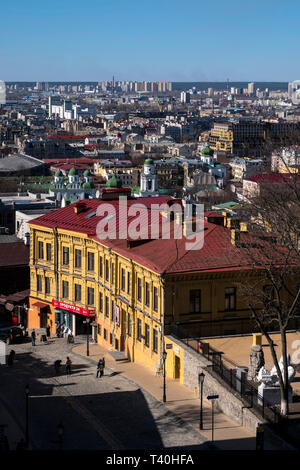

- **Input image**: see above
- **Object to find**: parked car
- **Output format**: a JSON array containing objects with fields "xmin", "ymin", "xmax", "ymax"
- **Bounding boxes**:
[{"xmin": 0, "ymin": 326, "xmax": 24, "ymax": 344}]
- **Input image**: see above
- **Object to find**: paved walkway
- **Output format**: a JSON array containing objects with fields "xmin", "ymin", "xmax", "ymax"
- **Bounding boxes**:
[
  {"xmin": 73, "ymin": 342, "xmax": 260, "ymax": 450},
  {"xmin": 1, "ymin": 338, "xmax": 210, "ymax": 450}
]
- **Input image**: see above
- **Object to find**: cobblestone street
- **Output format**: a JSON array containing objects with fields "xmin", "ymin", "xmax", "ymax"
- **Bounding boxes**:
[{"xmin": 0, "ymin": 336, "xmax": 210, "ymax": 450}]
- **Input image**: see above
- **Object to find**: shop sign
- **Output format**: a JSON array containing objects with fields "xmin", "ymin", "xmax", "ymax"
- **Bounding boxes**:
[{"xmin": 52, "ymin": 300, "xmax": 96, "ymax": 317}]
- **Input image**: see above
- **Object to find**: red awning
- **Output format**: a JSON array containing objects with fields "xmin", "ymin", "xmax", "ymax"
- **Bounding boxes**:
[{"xmin": 33, "ymin": 301, "xmax": 49, "ymax": 309}]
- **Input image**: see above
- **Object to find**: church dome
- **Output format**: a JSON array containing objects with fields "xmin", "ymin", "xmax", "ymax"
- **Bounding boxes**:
[
  {"xmin": 144, "ymin": 158, "xmax": 153, "ymax": 165},
  {"xmin": 106, "ymin": 173, "xmax": 123, "ymax": 188},
  {"xmin": 68, "ymin": 167, "xmax": 77, "ymax": 176}
]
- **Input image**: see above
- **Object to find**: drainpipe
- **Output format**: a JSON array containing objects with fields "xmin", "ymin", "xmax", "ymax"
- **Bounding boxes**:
[
  {"xmin": 159, "ymin": 274, "xmax": 166, "ymax": 372},
  {"xmin": 53, "ymin": 227, "xmax": 59, "ymax": 300}
]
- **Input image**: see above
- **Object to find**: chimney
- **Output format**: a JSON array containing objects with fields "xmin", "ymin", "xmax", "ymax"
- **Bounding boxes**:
[
  {"xmin": 240, "ymin": 221, "xmax": 247, "ymax": 232},
  {"xmin": 74, "ymin": 201, "xmax": 85, "ymax": 214},
  {"xmin": 183, "ymin": 217, "xmax": 201, "ymax": 237},
  {"xmin": 24, "ymin": 232, "xmax": 30, "ymax": 245},
  {"xmin": 231, "ymin": 229, "xmax": 240, "ymax": 246}
]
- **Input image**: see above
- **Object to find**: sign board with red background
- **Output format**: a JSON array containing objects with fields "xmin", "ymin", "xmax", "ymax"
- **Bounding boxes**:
[{"xmin": 52, "ymin": 300, "xmax": 96, "ymax": 317}]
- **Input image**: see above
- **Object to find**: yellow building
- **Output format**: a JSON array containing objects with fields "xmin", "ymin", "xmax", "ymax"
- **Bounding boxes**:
[
  {"xmin": 28, "ymin": 189, "xmax": 297, "ymax": 380},
  {"xmin": 210, "ymin": 122, "xmax": 234, "ymax": 153}
]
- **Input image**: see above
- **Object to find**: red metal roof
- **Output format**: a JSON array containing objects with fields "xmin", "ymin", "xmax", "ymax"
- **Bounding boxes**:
[
  {"xmin": 44, "ymin": 158, "xmax": 99, "ymax": 165},
  {"xmin": 0, "ymin": 243, "xmax": 29, "ymax": 267},
  {"xmin": 246, "ymin": 173, "xmax": 300, "ymax": 183},
  {"xmin": 28, "ymin": 197, "xmax": 292, "ymax": 275},
  {"xmin": 47, "ymin": 135, "xmax": 89, "ymax": 140}
]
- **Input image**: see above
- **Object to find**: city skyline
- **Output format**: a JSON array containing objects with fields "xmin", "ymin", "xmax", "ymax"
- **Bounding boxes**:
[{"xmin": 1, "ymin": 0, "xmax": 300, "ymax": 82}]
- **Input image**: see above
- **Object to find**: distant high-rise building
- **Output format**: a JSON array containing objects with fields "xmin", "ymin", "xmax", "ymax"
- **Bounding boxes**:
[
  {"xmin": 207, "ymin": 88, "xmax": 213, "ymax": 97},
  {"xmin": 180, "ymin": 91, "xmax": 190, "ymax": 104},
  {"xmin": 35, "ymin": 82, "xmax": 43, "ymax": 91},
  {"xmin": 247, "ymin": 82, "xmax": 255, "ymax": 95},
  {"xmin": 288, "ymin": 80, "xmax": 300, "ymax": 102}
]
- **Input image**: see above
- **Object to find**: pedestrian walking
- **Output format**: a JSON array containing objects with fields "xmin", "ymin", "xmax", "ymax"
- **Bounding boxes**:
[
  {"xmin": 46, "ymin": 325, "xmax": 51, "ymax": 338},
  {"xmin": 66, "ymin": 357, "xmax": 72, "ymax": 375},
  {"xmin": 31, "ymin": 329, "xmax": 36, "ymax": 347},
  {"xmin": 96, "ymin": 358, "xmax": 104, "ymax": 378},
  {"xmin": 54, "ymin": 359, "xmax": 62, "ymax": 375},
  {"xmin": 56, "ymin": 322, "xmax": 61, "ymax": 338},
  {"xmin": 7, "ymin": 350, "xmax": 15, "ymax": 366}
]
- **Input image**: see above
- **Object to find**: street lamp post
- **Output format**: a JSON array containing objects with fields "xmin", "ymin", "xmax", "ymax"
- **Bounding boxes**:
[
  {"xmin": 25, "ymin": 384, "xmax": 29, "ymax": 449},
  {"xmin": 85, "ymin": 318, "xmax": 90, "ymax": 356},
  {"xmin": 57, "ymin": 422, "xmax": 64, "ymax": 450},
  {"xmin": 198, "ymin": 372, "xmax": 205, "ymax": 430},
  {"xmin": 163, "ymin": 350, "xmax": 167, "ymax": 403}
]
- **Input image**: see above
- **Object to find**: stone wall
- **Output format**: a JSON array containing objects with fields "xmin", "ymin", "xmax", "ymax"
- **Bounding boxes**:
[
  {"xmin": 181, "ymin": 338, "xmax": 260, "ymax": 432},
  {"xmin": 171, "ymin": 335, "xmax": 294, "ymax": 450}
]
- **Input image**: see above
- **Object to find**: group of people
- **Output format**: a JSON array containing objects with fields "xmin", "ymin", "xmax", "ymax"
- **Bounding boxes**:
[
  {"xmin": 9, "ymin": 324, "xmax": 107, "ymax": 380},
  {"xmin": 56, "ymin": 322, "xmax": 72, "ymax": 339},
  {"xmin": 54, "ymin": 357, "xmax": 72, "ymax": 375}
]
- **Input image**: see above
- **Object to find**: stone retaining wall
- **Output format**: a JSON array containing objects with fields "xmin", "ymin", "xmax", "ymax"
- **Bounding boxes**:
[{"xmin": 169, "ymin": 335, "xmax": 294, "ymax": 450}]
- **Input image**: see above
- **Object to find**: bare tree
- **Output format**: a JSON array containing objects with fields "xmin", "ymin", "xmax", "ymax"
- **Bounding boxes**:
[{"xmin": 236, "ymin": 167, "xmax": 300, "ymax": 415}]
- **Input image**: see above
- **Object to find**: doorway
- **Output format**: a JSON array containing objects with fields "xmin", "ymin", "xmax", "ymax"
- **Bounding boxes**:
[
  {"xmin": 75, "ymin": 314, "xmax": 86, "ymax": 335},
  {"xmin": 40, "ymin": 307, "xmax": 49, "ymax": 329},
  {"xmin": 174, "ymin": 355, "xmax": 181, "ymax": 379}
]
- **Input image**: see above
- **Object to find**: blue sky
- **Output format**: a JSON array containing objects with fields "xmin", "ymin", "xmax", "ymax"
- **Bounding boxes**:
[{"xmin": 1, "ymin": 0, "xmax": 299, "ymax": 81}]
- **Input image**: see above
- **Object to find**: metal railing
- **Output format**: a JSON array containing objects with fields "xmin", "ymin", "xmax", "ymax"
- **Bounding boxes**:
[{"xmin": 170, "ymin": 322, "xmax": 285, "ymax": 432}]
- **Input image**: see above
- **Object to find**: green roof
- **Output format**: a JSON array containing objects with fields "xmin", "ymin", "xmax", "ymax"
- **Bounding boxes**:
[
  {"xmin": 82, "ymin": 181, "xmax": 92, "ymax": 189},
  {"xmin": 55, "ymin": 169, "xmax": 63, "ymax": 177},
  {"xmin": 213, "ymin": 201, "xmax": 239, "ymax": 209},
  {"xmin": 83, "ymin": 169, "xmax": 91, "ymax": 177},
  {"xmin": 158, "ymin": 188, "xmax": 169, "ymax": 194},
  {"xmin": 144, "ymin": 158, "xmax": 153, "ymax": 165}
]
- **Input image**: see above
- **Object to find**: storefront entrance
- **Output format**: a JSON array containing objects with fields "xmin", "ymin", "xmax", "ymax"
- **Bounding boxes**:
[
  {"xmin": 55, "ymin": 308, "xmax": 72, "ymax": 331},
  {"xmin": 75, "ymin": 314, "xmax": 87, "ymax": 335},
  {"xmin": 52, "ymin": 300, "xmax": 96, "ymax": 337},
  {"xmin": 55, "ymin": 308, "xmax": 94, "ymax": 336}
]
